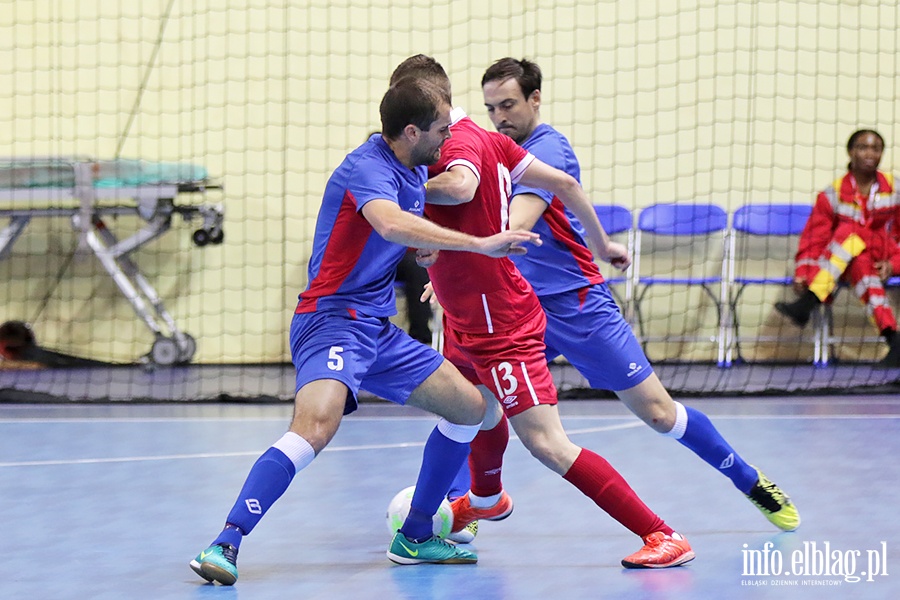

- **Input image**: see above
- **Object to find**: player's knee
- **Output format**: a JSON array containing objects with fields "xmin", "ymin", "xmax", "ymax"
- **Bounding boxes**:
[
  {"xmin": 618, "ymin": 379, "xmax": 676, "ymax": 433},
  {"xmin": 644, "ymin": 404, "xmax": 676, "ymax": 433},
  {"xmin": 519, "ymin": 432, "xmax": 573, "ymax": 474},
  {"xmin": 458, "ymin": 385, "xmax": 487, "ymax": 425},
  {"xmin": 433, "ymin": 381, "xmax": 486, "ymax": 426}
]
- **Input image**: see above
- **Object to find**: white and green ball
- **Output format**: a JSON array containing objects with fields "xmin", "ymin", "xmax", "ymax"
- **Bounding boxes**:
[{"xmin": 385, "ymin": 485, "xmax": 454, "ymax": 539}]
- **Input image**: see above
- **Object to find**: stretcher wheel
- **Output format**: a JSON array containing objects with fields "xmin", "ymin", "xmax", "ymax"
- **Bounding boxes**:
[
  {"xmin": 150, "ymin": 337, "xmax": 180, "ymax": 366},
  {"xmin": 192, "ymin": 229, "xmax": 210, "ymax": 247},
  {"xmin": 209, "ymin": 227, "xmax": 224, "ymax": 244},
  {"xmin": 177, "ymin": 334, "xmax": 197, "ymax": 363}
]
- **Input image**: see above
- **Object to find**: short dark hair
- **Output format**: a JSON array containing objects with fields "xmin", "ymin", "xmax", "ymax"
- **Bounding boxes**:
[
  {"xmin": 481, "ymin": 57, "xmax": 542, "ymax": 99},
  {"xmin": 390, "ymin": 54, "xmax": 451, "ymax": 96},
  {"xmin": 380, "ymin": 78, "xmax": 449, "ymax": 140},
  {"xmin": 847, "ymin": 129, "xmax": 884, "ymax": 152}
]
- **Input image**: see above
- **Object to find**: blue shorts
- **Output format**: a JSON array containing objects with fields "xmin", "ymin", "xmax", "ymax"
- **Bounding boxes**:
[
  {"xmin": 541, "ymin": 284, "xmax": 653, "ymax": 392},
  {"xmin": 289, "ymin": 310, "xmax": 444, "ymax": 414}
]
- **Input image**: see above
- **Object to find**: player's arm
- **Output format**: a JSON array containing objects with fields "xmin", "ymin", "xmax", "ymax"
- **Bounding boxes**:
[
  {"xmin": 508, "ymin": 193, "xmax": 549, "ymax": 232},
  {"xmin": 517, "ymin": 158, "xmax": 630, "ymax": 268},
  {"xmin": 424, "ymin": 165, "xmax": 479, "ymax": 205},
  {"xmin": 361, "ymin": 198, "xmax": 540, "ymax": 257}
]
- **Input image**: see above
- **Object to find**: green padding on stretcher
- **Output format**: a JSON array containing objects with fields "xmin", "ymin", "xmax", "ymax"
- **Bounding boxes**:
[
  {"xmin": 0, "ymin": 159, "xmax": 208, "ymax": 188},
  {"xmin": 93, "ymin": 160, "xmax": 209, "ymax": 187}
]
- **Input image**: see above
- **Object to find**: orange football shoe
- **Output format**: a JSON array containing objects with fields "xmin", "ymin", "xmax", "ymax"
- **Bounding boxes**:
[
  {"xmin": 621, "ymin": 532, "xmax": 695, "ymax": 569},
  {"xmin": 449, "ymin": 491, "xmax": 514, "ymax": 532}
]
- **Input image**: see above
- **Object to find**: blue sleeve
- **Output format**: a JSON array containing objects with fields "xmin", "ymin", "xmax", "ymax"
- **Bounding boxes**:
[
  {"xmin": 511, "ymin": 128, "xmax": 570, "ymax": 205},
  {"xmin": 512, "ymin": 181, "xmax": 554, "ymax": 205},
  {"xmin": 347, "ymin": 155, "xmax": 400, "ymax": 211}
]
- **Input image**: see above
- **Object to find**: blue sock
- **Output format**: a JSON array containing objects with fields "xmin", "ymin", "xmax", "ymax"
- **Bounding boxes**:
[
  {"xmin": 674, "ymin": 404, "xmax": 758, "ymax": 493},
  {"xmin": 399, "ymin": 426, "xmax": 471, "ymax": 542},
  {"xmin": 212, "ymin": 447, "xmax": 297, "ymax": 548},
  {"xmin": 447, "ymin": 448, "xmax": 472, "ymax": 501}
]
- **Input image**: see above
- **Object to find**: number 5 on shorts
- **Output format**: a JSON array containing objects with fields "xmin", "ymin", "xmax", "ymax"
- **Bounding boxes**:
[{"xmin": 327, "ymin": 346, "xmax": 344, "ymax": 371}]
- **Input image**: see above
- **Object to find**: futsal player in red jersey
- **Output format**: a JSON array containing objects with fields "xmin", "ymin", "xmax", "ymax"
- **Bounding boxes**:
[{"xmin": 391, "ymin": 55, "xmax": 694, "ymax": 568}]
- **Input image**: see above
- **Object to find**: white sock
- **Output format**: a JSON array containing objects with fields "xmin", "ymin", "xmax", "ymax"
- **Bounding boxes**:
[
  {"xmin": 469, "ymin": 491, "xmax": 502, "ymax": 508},
  {"xmin": 271, "ymin": 432, "xmax": 316, "ymax": 472},
  {"xmin": 663, "ymin": 401, "xmax": 688, "ymax": 440}
]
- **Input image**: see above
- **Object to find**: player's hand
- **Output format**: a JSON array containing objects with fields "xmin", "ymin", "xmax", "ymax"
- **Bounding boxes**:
[
  {"xmin": 416, "ymin": 248, "xmax": 440, "ymax": 268},
  {"xmin": 876, "ymin": 261, "xmax": 893, "ymax": 281},
  {"xmin": 478, "ymin": 230, "xmax": 541, "ymax": 258},
  {"xmin": 792, "ymin": 277, "xmax": 807, "ymax": 296},
  {"xmin": 420, "ymin": 281, "xmax": 437, "ymax": 305},
  {"xmin": 596, "ymin": 240, "xmax": 631, "ymax": 270}
]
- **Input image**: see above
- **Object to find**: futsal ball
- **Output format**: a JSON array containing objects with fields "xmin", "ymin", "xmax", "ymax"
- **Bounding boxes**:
[{"xmin": 385, "ymin": 485, "xmax": 454, "ymax": 540}]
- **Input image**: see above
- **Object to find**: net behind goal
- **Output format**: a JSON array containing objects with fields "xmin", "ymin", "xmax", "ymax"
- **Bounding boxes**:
[{"xmin": 1, "ymin": 0, "xmax": 898, "ymax": 400}]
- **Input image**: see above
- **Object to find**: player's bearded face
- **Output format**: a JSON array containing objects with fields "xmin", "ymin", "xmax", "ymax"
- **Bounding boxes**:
[
  {"xmin": 415, "ymin": 135, "xmax": 443, "ymax": 166},
  {"xmin": 413, "ymin": 113, "xmax": 452, "ymax": 166}
]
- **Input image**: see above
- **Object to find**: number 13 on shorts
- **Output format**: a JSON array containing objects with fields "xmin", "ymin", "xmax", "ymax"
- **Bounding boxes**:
[{"xmin": 489, "ymin": 360, "xmax": 540, "ymax": 408}]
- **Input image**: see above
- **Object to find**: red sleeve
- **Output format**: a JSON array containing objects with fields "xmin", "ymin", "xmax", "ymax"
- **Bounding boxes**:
[
  {"xmin": 794, "ymin": 192, "xmax": 836, "ymax": 282},
  {"xmin": 430, "ymin": 126, "xmax": 483, "ymax": 178}
]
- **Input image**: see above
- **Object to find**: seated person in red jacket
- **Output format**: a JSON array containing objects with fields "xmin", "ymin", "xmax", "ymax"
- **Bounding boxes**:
[{"xmin": 776, "ymin": 129, "xmax": 900, "ymax": 367}]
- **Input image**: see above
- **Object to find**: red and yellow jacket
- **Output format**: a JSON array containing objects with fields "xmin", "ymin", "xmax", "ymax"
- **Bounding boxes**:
[{"xmin": 795, "ymin": 170, "xmax": 900, "ymax": 281}]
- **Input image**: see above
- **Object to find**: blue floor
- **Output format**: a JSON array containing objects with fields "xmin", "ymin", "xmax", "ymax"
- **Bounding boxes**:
[{"xmin": 1, "ymin": 395, "xmax": 898, "ymax": 599}]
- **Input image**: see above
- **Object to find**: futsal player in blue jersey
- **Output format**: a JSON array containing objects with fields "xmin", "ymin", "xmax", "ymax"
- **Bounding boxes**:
[
  {"xmin": 189, "ymin": 77, "xmax": 540, "ymax": 585},
  {"xmin": 473, "ymin": 57, "xmax": 800, "ymax": 533}
]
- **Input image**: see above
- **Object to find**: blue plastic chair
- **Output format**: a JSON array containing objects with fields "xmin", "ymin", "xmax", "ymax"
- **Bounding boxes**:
[
  {"xmin": 724, "ymin": 203, "xmax": 813, "ymax": 366},
  {"xmin": 631, "ymin": 203, "xmax": 729, "ymax": 362},
  {"xmin": 593, "ymin": 205, "xmax": 633, "ymax": 294},
  {"xmin": 593, "ymin": 204, "xmax": 633, "ymax": 236}
]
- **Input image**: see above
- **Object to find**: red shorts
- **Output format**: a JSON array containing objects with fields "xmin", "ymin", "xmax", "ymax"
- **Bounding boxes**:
[{"xmin": 442, "ymin": 308, "xmax": 557, "ymax": 417}]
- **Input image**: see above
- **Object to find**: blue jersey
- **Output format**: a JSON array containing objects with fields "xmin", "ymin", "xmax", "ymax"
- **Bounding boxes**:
[
  {"xmin": 296, "ymin": 134, "xmax": 426, "ymax": 316},
  {"xmin": 511, "ymin": 123, "xmax": 604, "ymax": 296}
]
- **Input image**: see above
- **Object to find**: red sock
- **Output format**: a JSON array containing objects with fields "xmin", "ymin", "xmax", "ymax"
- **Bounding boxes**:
[
  {"xmin": 563, "ymin": 448, "xmax": 672, "ymax": 538},
  {"xmin": 468, "ymin": 414, "xmax": 509, "ymax": 497}
]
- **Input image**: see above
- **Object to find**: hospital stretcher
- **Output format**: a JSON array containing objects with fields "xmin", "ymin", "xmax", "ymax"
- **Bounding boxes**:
[{"xmin": 0, "ymin": 157, "xmax": 224, "ymax": 365}]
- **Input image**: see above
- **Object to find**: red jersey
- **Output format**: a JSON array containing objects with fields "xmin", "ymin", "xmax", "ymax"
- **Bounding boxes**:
[{"xmin": 426, "ymin": 109, "xmax": 542, "ymax": 335}]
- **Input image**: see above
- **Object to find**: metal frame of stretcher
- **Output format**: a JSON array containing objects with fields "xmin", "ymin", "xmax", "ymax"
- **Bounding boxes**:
[{"xmin": 0, "ymin": 157, "xmax": 224, "ymax": 365}]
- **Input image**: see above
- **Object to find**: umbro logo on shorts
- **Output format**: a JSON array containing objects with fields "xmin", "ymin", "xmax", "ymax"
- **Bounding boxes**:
[
  {"xmin": 502, "ymin": 395, "xmax": 518, "ymax": 409},
  {"xmin": 626, "ymin": 362, "xmax": 644, "ymax": 378}
]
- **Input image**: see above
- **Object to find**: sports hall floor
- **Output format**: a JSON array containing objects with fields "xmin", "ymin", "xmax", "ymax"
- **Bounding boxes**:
[{"xmin": 1, "ymin": 367, "xmax": 899, "ymax": 599}]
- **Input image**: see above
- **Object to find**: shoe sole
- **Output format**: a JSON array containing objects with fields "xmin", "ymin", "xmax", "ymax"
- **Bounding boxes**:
[
  {"xmin": 621, "ymin": 550, "xmax": 696, "ymax": 569},
  {"xmin": 768, "ymin": 513, "xmax": 801, "ymax": 532},
  {"xmin": 189, "ymin": 560, "xmax": 214, "ymax": 583},
  {"xmin": 386, "ymin": 551, "xmax": 477, "ymax": 565},
  {"xmin": 199, "ymin": 562, "xmax": 237, "ymax": 586}
]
